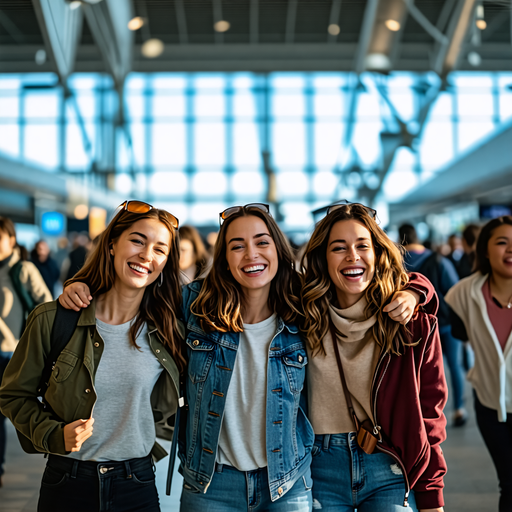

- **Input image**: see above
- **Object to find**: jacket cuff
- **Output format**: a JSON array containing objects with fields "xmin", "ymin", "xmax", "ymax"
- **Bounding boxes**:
[
  {"xmin": 414, "ymin": 488, "xmax": 444, "ymax": 509},
  {"xmin": 45, "ymin": 425, "xmax": 69, "ymax": 455}
]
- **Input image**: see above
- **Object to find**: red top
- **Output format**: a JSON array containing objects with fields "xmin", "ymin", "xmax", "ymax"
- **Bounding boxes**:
[{"xmin": 482, "ymin": 279, "xmax": 512, "ymax": 351}]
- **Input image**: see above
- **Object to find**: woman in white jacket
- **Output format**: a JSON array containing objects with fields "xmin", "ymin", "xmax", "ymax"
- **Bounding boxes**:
[{"xmin": 445, "ymin": 215, "xmax": 512, "ymax": 512}]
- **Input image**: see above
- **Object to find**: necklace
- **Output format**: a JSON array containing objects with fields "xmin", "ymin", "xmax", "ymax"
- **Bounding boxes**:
[{"xmin": 489, "ymin": 280, "xmax": 512, "ymax": 309}]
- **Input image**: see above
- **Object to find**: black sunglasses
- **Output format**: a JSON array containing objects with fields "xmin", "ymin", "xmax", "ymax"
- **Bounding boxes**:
[
  {"xmin": 117, "ymin": 200, "xmax": 179, "ymax": 229},
  {"xmin": 326, "ymin": 200, "xmax": 377, "ymax": 219},
  {"xmin": 219, "ymin": 203, "xmax": 271, "ymax": 226}
]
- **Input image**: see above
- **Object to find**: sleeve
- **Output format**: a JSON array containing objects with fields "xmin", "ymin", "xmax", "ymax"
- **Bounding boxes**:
[
  {"xmin": 0, "ymin": 307, "xmax": 68, "ymax": 454},
  {"xmin": 414, "ymin": 318, "xmax": 448, "ymax": 509},
  {"xmin": 406, "ymin": 272, "xmax": 439, "ymax": 316},
  {"xmin": 439, "ymin": 257, "xmax": 459, "ymax": 296},
  {"xmin": 449, "ymin": 306, "xmax": 468, "ymax": 341},
  {"xmin": 23, "ymin": 262, "xmax": 53, "ymax": 305}
]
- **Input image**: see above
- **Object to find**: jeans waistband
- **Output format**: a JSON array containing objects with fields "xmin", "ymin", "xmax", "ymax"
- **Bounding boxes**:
[
  {"xmin": 314, "ymin": 433, "xmax": 358, "ymax": 449},
  {"xmin": 214, "ymin": 462, "xmax": 267, "ymax": 475},
  {"xmin": 47, "ymin": 454, "xmax": 153, "ymax": 479}
]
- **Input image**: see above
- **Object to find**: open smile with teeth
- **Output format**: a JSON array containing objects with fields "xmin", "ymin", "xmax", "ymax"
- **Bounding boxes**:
[
  {"xmin": 341, "ymin": 268, "xmax": 365, "ymax": 276},
  {"xmin": 242, "ymin": 264, "xmax": 266, "ymax": 274},
  {"xmin": 128, "ymin": 263, "xmax": 151, "ymax": 275}
]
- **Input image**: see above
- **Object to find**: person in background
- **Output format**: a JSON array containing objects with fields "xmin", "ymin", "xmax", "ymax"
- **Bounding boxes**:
[
  {"xmin": 457, "ymin": 224, "xmax": 480, "ymax": 279},
  {"xmin": 446, "ymin": 234, "xmax": 464, "ymax": 269},
  {"xmin": 31, "ymin": 240, "xmax": 61, "ymax": 298},
  {"xmin": 0, "ymin": 217, "xmax": 52, "ymax": 488},
  {"xmin": 446, "ymin": 215, "xmax": 512, "ymax": 512},
  {"xmin": 178, "ymin": 225, "xmax": 210, "ymax": 282},
  {"xmin": 63, "ymin": 232, "xmax": 91, "ymax": 282},
  {"xmin": 399, "ymin": 223, "xmax": 467, "ymax": 427}
]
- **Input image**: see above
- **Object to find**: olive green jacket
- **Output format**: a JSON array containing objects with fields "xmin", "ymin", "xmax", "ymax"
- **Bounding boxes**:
[{"xmin": 0, "ymin": 299, "xmax": 182, "ymax": 461}]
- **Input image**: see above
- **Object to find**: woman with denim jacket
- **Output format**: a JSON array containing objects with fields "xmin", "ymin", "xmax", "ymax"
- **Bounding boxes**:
[
  {"xmin": 300, "ymin": 202, "xmax": 447, "ymax": 512},
  {"xmin": 1, "ymin": 202, "xmax": 185, "ymax": 512},
  {"xmin": 179, "ymin": 203, "xmax": 313, "ymax": 512}
]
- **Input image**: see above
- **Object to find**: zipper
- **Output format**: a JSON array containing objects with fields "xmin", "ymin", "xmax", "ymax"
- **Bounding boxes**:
[{"xmin": 371, "ymin": 353, "xmax": 411, "ymax": 507}]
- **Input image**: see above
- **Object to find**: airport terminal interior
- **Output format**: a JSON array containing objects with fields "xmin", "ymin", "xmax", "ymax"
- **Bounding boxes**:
[{"xmin": 1, "ymin": 0, "xmax": 512, "ymax": 511}]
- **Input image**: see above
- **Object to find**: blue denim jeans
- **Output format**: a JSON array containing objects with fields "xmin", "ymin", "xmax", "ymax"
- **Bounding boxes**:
[
  {"xmin": 311, "ymin": 434, "xmax": 417, "ymax": 512},
  {"xmin": 180, "ymin": 463, "xmax": 313, "ymax": 512},
  {"xmin": 0, "ymin": 351, "xmax": 13, "ymax": 478},
  {"xmin": 38, "ymin": 454, "xmax": 159, "ymax": 512},
  {"xmin": 439, "ymin": 326, "xmax": 465, "ymax": 411}
]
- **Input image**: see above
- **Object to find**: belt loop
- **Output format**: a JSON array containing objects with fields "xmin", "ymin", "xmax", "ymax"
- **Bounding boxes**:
[
  {"xmin": 215, "ymin": 463, "xmax": 223, "ymax": 473},
  {"xmin": 124, "ymin": 461, "xmax": 132, "ymax": 479},
  {"xmin": 70, "ymin": 460, "xmax": 79, "ymax": 479},
  {"xmin": 322, "ymin": 434, "xmax": 330, "ymax": 451}
]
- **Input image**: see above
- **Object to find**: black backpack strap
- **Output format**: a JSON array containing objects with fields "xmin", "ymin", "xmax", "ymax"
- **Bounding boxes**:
[{"xmin": 37, "ymin": 303, "xmax": 82, "ymax": 397}]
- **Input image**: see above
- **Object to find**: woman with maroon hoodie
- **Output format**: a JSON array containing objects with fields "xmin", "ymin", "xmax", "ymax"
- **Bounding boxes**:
[{"xmin": 300, "ymin": 202, "xmax": 447, "ymax": 512}]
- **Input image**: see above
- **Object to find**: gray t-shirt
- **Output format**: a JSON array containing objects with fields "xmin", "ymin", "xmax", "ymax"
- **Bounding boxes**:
[
  {"xmin": 216, "ymin": 313, "xmax": 277, "ymax": 471},
  {"xmin": 68, "ymin": 318, "xmax": 163, "ymax": 461}
]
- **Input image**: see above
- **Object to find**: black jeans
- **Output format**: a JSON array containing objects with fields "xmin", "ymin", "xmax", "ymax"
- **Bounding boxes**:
[
  {"xmin": 0, "ymin": 352, "xmax": 12, "ymax": 478},
  {"xmin": 474, "ymin": 391, "xmax": 512, "ymax": 512},
  {"xmin": 38, "ymin": 454, "xmax": 160, "ymax": 512}
]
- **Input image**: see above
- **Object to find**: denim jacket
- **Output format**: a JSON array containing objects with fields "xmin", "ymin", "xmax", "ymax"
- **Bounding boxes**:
[{"xmin": 178, "ymin": 281, "xmax": 314, "ymax": 502}]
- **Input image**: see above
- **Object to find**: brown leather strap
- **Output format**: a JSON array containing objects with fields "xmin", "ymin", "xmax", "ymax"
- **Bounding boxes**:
[{"xmin": 329, "ymin": 319, "xmax": 359, "ymax": 431}]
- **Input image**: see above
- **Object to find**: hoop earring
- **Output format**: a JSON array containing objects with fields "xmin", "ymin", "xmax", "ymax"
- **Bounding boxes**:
[{"xmin": 158, "ymin": 272, "xmax": 164, "ymax": 287}]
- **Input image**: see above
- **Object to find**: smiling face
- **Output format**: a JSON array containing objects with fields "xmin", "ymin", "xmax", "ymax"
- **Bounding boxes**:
[
  {"xmin": 225, "ymin": 215, "xmax": 279, "ymax": 297},
  {"xmin": 111, "ymin": 218, "xmax": 171, "ymax": 292},
  {"xmin": 487, "ymin": 224, "xmax": 512, "ymax": 279},
  {"xmin": 326, "ymin": 219, "xmax": 376, "ymax": 308}
]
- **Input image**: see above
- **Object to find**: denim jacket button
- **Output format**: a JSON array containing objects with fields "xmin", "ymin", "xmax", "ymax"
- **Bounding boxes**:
[
  {"xmin": 278, "ymin": 487, "xmax": 283, "ymax": 495},
  {"xmin": 193, "ymin": 340, "xmax": 200, "ymax": 346},
  {"xmin": 298, "ymin": 355, "xmax": 303, "ymax": 363}
]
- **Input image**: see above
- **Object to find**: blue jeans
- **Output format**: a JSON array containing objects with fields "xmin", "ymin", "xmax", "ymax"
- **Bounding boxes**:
[
  {"xmin": 180, "ymin": 463, "xmax": 313, "ymax": 512},
  {"xmin": 38, "ymin": 454, "xmax": 159, "ymax": 512},
  {"xmin": 0, "ymin": 351, "xmax": 13, "ymax": 478},
  {"xmin": 311, "ymin": 434, "xmax": 416, "ymax": 511},
  {"xmin": 439, "ymin": 326, "xmax": 465, "ymax": 411}
]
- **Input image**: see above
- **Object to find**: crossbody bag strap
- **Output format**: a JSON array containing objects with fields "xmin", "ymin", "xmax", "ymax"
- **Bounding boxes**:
[{"xmin": 329, "ymin": 320, "xmax": 359, "ymax": 431}]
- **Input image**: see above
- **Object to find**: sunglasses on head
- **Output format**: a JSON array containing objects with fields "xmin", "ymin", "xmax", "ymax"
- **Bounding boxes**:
[
  {"xmin": 117, "ymin": 200, "xmax": 179, "ymax": 229},
  {"xmin": 326, "ymin": 200, "xmax": 377, "ymax": 219},
  {"xmin": 219, "ymin": 203, "xmax": 271, "ymax": 226}
]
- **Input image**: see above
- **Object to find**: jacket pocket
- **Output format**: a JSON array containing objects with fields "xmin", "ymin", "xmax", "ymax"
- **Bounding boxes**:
[
  {"xmin": 186, "ymin": 337, "xmax": 216, "ymax": 384},
  {"xmin": 283, "ymin": 350, "xmax": 308, "ymax": 393},
  {"xmin": 52, "ymin": 351, "xmax": 79, "ymax": 383}
]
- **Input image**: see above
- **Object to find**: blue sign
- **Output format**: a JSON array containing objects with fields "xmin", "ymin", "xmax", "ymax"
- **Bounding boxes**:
[{"xmin": 41, "ymin": 212, "xmax": 65, "ymax": 236}]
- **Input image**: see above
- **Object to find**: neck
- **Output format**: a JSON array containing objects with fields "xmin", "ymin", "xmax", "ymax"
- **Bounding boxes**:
[
  {"xmin": 489, "ymin": 273, "xmax": 512, "ymax": 303},
  {"xmin": 183, "ymin": 264, "xmax": 197, "ymax": 282},
  {"xmin": 405, "ymin": 243, "xmax": 425, "ymax": 253},
  {"xmin": 241, "ymin": 285, "xmax": 273, "ymax": 324},
  {"xmin": 95, "ymin": 281, "xmax": 145, "ymax": 325},
  {"xmin": 335, "ymin": 289, "xmax": 364, "ymax": 310}
]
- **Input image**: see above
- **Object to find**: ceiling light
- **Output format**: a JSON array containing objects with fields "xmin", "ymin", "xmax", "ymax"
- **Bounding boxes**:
[
  {"xmin": 365, "ymin": 53, "xmax": 391, "ymax": 71},
  {"xmin": 74, "ymin": 204, "xmax": 89, "ymax": 220},
  {"xmin": 214, "ymin": 20, "xmax": 230, "ymax": 32},
  {"xmin": 35, "ymin": 49, "xmax": 47, "ymax": 65},
  {"xmin": 385, "ymin": 19, "xmax": 401, "ymax": 32},
  {"xmin": 468, "ymin": 51, "xmax": 481, "ymax": 67},
  {"xmin": 476, "ymin": 19, "xmax": 487, "ymax": 30},
  {"xmin": 128, "ymin": 16, "xmax": 144, "ymax": 31},
  {"xmin": 141, "ymin": 38, "xmax": 164, "ymax": 58},
  {"xmin": 69, "ymin": 1, "xmax": 82, "ymax": 9},
  {"xmin": 327, "ymin": 24, "xmax": 340, "ymax": 36}
]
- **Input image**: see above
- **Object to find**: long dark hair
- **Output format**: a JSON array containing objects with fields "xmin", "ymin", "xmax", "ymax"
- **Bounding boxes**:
[
  {"xmin": 301, "ymin": 204, "xmax": 413, "ymax": 356},
  {"xmin": 65, "ymin": 208, "xmax": 185, "ymax": 371},
  {"xmin": 191, "ymin": 209, "xmax": 301, "ymax": 332},
  {"xmin": 474, "ymin": 215, "xmax": 512, "ymax": 275}
]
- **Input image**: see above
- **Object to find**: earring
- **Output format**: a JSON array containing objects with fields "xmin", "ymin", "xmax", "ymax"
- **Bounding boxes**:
[{"xmin": 158, "ymin": 272, "xmax": 164, "ymax": 287}]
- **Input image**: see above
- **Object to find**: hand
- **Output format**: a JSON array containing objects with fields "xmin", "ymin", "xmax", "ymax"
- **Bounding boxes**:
[
  {"xmin": 59, "ymin": 282, "xmax": 92, "ymax": 311},
  {"xmin": 383, "ymin": 290, "xmax": 421, "ymax": 325},
  {"xmin": 63, "ymin": 418, "xmax": 94, "ymax": 452}
]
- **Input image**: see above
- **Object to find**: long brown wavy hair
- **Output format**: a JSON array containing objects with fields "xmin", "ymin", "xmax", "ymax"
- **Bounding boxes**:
[
  {"xmin": 65, "ymin": 207, "xmax": 185, "ymax": 371},
  {"xmin": 191, "ymin": 208, "xmax": 301, "ymax": 332},
  {"xmin": 301, "ymin": 204, "xmax": 412, "ymax": 356}
]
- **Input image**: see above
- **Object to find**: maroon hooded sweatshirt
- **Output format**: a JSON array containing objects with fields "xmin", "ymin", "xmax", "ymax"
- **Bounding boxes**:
[{"xmin": 375, "ymin": 272, "xmax": 447, "ymax": 509}]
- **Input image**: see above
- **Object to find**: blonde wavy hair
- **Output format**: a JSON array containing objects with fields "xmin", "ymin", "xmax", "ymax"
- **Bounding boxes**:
[
  {"xmin": 300, "ymin": 203, "xmax": 413, "ymax": 356},
  {"xmin": 191, "ymin": 208, "xmax": 301, "ymax": 333}
]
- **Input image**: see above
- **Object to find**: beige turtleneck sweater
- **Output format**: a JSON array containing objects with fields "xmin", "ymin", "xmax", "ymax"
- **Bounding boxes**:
[{"xmin": 306, "ymin": 297, "xmax": 381, "ymax": 434}]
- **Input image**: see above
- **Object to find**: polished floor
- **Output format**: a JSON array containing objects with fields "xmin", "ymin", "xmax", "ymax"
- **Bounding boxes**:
[{"xmin": 0, "ymin": 383, "xmax": 499, "ymax": 512}]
